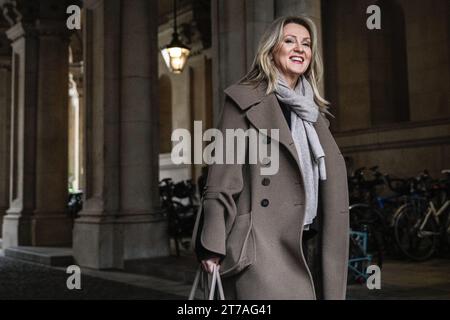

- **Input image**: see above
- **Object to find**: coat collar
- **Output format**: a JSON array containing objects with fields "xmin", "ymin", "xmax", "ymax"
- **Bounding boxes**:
[
  {"xmin": 224, "ymin": 81, "xmax": 331, "ymax": 173},
  {"xmin": 224, "ymin": 82, "xmax": 267, "ymax": 110}
]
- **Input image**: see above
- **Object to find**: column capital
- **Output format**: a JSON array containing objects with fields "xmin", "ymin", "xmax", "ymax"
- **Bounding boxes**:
[
  {"xmin": 6, "ymin": 19, "xmax": 71, "ymax": 43},
  {"xmin": 0, "ymin": 0, "xmax": 82, "ymax": 26}
]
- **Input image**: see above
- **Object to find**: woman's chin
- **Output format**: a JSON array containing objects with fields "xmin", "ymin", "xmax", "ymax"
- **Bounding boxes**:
[{"xmin": 286, "ymin": 70, "xmax": 306, "ymax": 78}]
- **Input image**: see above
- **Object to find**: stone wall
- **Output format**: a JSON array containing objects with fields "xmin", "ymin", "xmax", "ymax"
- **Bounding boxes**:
[{"xmin": 323, "ymin": 0, "xmax": 450, "ymax": 179}]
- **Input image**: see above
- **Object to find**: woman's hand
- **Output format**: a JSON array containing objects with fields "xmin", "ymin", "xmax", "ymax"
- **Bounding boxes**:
[{"xmin": 201, "ymin": 257, "xmax": 221, "ymax": 274}]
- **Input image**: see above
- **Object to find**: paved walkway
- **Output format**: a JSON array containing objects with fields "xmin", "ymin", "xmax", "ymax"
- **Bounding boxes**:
[
  {"xmin": 1, "ymin": 251, "xmax": 449, "ymax": 300},
  {"xmin": 347, "ymin": 258, "xmax": 450, "ymax": 300},
  {"xmin": 0, "ymin": 255, "xmax": 183, "ymax": 300}
]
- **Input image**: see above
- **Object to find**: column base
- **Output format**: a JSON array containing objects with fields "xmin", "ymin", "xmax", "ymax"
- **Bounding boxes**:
[
  {"xmin": 73, "ymin": 211, "xmax": 170, "ymax": 269},
  {"xmin": 119, "ymin": 216, "xmax": 171, "ymax": 262},
  {"xmin": 31, "ymin": 212, "xmax": 73, "ymax": 246},
  {"xmin": 73, "ymin": 215, "xmax": 117, "ymax": 269},
  {"xmin": 1, "ymin": 211, "xmax": 32, "ymax": 249}
]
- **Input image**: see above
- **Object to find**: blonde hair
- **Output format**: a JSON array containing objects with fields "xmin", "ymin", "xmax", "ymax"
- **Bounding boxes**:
[{"xmin": 241, "ymin": 16, "xmax": 331, "ymax": 113}]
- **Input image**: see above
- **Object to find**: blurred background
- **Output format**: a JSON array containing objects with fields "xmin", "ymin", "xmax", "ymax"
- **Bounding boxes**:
[{"xmin": 0, "ymin": 0, "xmax": 449, "ymax": 299}]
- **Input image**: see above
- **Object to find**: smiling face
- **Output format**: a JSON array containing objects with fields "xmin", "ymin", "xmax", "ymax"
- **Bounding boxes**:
[{"xmin": 272, "ymin": 23, "xmax": 312, "ymax": 88}]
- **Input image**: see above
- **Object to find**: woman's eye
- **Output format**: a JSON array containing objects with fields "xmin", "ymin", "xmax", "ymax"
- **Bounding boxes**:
[
  {"xmin": 285, "ymin": 39, "xmax": 293, "ymax": 43},
  {"xmin": 303, "ymin": 43, "xmax": 311, "ymax": 47}
]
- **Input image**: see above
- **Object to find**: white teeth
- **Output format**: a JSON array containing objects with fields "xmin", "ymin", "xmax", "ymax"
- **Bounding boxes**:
[{"xmin": 290, "ymin": 57, "xmax": 304, "ymax": 62}]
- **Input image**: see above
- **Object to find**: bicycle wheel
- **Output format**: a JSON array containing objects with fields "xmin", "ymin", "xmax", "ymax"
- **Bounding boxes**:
[
  {"xmin": 349, "ymin": 205, "xmax": 384, "ymax": 268},
  {"xmin": 444, "ymin": 209, "xmax": 450, "ymax": 255},
  {"xmin": 347, "ymin": 231, "xmax": 373, "ymax": 284},
  {"xmin": 394, "ymin": 204, "xmax": 439, "ymax": 261}
]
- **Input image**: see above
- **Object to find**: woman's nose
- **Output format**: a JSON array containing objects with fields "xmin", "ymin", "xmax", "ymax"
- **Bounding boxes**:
[{"xmin": 293, "ymin": 42, "xmax": 303, "ymax": 53}]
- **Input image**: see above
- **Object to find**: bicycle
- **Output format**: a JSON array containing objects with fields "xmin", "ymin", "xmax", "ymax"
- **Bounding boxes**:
[
  {"xmin": 348, "ymin": 166, "xmax": 391, "ymax": 268},
  {"xmin": 348, "ymin": 227, "xmax": 374, "ymax": 284},
  {"xmin": 159, "ymin": 178, "xmax": 199, "ymax": 256},
  {"xmin": 67, "ymin": 191, "xmax": 83, "ymax": 219},
  {"xmin": 393, "ymin": 170, "xmax": 450, "ymax": 261}
]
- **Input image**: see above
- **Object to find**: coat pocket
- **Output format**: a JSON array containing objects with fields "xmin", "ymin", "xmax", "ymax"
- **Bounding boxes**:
[{"xmin": 220, "ymin": 212, "xmax": 256, "ymax": 278}]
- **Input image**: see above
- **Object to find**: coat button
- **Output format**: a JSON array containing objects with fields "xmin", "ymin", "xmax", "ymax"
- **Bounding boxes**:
[
  {"xmin": 261, "ymin": 199, "xmax": 269, "ymax": 207},
  {"xmin": 262, "ymin": 178, "xmax": 270, "ymax": 186}
]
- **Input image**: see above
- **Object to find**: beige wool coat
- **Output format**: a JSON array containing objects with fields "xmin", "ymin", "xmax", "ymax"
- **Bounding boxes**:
[{"xmin": 192, "ymin": 80, "xmax": 349, "ymax": 300}]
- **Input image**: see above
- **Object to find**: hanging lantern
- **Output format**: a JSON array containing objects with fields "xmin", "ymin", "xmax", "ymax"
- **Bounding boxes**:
[{"xmin": 161, "ymin": 0, "xmax": 190, "ymax": 74}]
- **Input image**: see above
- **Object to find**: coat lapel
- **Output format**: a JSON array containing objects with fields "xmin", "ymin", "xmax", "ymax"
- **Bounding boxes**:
[
  {"xmin": 245, "ymin": 94, "xmax": 302, "ymax": 172},
  {"xmin": 245, "ymin": 92, "xmax": 333, "ymax": 170},
  {"xmin": 224, "ymin": 82, "xmax": 336, "ymax": 177}
]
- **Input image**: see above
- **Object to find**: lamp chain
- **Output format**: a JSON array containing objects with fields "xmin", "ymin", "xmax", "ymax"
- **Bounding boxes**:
[{"xmin": 173, "ymin": 0, "xmax": 177, "ymax": 35}]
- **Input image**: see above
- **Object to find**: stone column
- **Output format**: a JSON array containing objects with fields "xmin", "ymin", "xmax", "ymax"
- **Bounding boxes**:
[
  {"xmin": 32, "ymin": 21, "xmax": 72, "ymax": 246},
  {"xmin": 119, "ymin": 0, "xmax": 168, "ymax": 262},
  {"xmin": 68, "ymin": 70, "xmax": 82, "ymax": 192},
  {"xmin": 1, "ymin": 23, "xmax": 38, "ymax": 248},
  {"xmin": 1, "ymin": 0, "xmax": 74, "ymax": 248},
  {"xmin": 189, "ymin": 55, "xmax": 213, "ymax": 183},
  {"xmin": 73, "ymin": 0, "xmax": 169, "ymax": 269},
  {"xmin": 77, "ymin": 74, "xmax": 85, "ymax": 192},
  {"xmin": 211, "ymin": 0, "xmax": 274, "ymax": 123},
  {"xmin": 69, "ymin": 57, "xmax": 84, "ymax": 192},
  {"xmin": 0, "ymin": 33, "xmax": 11, "ymax": 238},
  {"xmin": 68, "ymin": 73, "xmax": 77, "ymax": 191},
  {"xmin": 73, "ymin": 0, "xmax": 120, "ymax": 269},
  {"xmin": 69, "ymin": 28, "xmax": 84, "ymax": 192}
]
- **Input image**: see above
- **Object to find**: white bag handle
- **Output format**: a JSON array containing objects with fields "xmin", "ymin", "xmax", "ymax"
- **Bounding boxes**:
[
  {"xmin": 215, "ymin": 265, "xmax": 225, "ymax": 300},
  {"xmin": 188, "ymin": 264, "xmax": 225, "ymax": 300},
  {"xmin": 188, "ymin": 267, "xmax": 201, "ymax": 300}
]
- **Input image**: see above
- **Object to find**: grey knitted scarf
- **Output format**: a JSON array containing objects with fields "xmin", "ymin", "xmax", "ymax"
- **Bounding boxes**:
[{"xmin": 275, "ymin": 74, "xmax": 327, "ymax": 226}]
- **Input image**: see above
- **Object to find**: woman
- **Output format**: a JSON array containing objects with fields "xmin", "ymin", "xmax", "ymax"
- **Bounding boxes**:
[{"xmin": 192, "ymin": 15, "xmax": 349, "ymax": 300}]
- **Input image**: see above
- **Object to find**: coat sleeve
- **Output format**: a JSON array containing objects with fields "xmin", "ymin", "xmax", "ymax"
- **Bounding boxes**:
[{"xmin": 191, "ymin": 96, "xmax": 247, "ymax": 259}]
